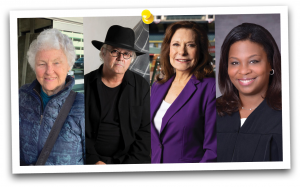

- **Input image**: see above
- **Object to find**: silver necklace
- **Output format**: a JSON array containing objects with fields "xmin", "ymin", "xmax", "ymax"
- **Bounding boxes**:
[{"xmin": 241, "ymin": 106, "xmax": 256, "ymax": 111}]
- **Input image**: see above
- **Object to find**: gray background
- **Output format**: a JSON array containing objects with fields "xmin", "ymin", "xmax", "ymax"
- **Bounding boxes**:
[{"xmin": 215, "ymin": 14, "xmax": 281, "ymax": 97}]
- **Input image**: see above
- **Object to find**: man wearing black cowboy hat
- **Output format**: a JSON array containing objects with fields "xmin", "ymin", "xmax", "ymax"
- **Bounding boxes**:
[{"xmin": 84, "ymin": 25, "xmax": 150, "ymax": 164}]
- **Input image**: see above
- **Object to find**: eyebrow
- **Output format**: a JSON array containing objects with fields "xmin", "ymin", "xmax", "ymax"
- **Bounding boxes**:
[
  {"xmin": 38, "ymin": 57, "xmax": 62, "ymax": 62},
  {"xmin": 171, "ymin": 40, "xmax": 195, "ymax": 43},
  {"xmin": 110, "ymin": 47, "xmax": 132, "ymax": 53},
  {"xmin": 229, "ymin": 54, "xmax": 260, "ymax": 60},
  {"xmin": 37, "ymin": 60, "xmax": 47, "ymax": 63},
  {"xmin": 249, "ymin": 54, "xmax": 260, "ymax": 58},
  {"xmin": 53, "ymin": 58, "xmax": 62, "ymax": 62}
]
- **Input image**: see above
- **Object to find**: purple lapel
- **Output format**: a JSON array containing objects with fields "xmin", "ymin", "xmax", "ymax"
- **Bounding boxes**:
[{"xmin": 160, "ymin": 75, "xmax": 199, "ymax": 135}]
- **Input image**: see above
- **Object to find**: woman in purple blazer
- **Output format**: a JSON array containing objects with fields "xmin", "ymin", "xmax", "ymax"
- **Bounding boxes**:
[{"xmin": 151, "ymin": 21, "xmax": 217, "ymax": 163}]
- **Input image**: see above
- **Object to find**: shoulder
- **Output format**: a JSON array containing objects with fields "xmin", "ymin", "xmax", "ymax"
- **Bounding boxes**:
[
  {"xmin": 248, "ymin": 104, "xmax": 282, "ymax": 134},
  {"xmin": 201, "ymin": 77, "xmax": 216, "ymax": 88},
  {"xmin": 72, "ymin": 92, "xmax": 84, "ymax": 109},
  {"xmin": 19, "ymin": 83, "xmax": 31, "ymax": 91},
  {"xmin": 151, "ymin": 80, "xmax": 166, "ymax": 96},
  {"xmin": 216, "ymin": 109, "xmax": 239, "ymax": 133},
  {"xmin": 68, "ymin": 92, "xmax": 85, "ymax": 128},
  {"xmin": 262, "ymin": 100, "xmax": 282, "ymax": 117},
  {"xmin": 128, "ymin": 70, "xmax": 150, "ymax": 91},
  {"xmin": 151, "ymin": 76, "xmax": 173, "ymax": 90},
  {"xmin": 129, "ymin": 70, "xmax": 148, "ymax": 83},
  {"xmin": 19, "ymin": 84, "xmax": 36, "ymax": 112},
  {"xmin": 84, "ymin": 69, "xmax": 99, "ymax": 83},
  {"xmin": 195, "ymin": 77, "xmax": 216, "ymax": 94},
  {"xmin": 19, "ymin": 82, "xmax": 37, "ymax": 101},
  {"xmin": 217, "ymin": 108, "xmax": 234, "ymax": 118},
  {"xmin": 261, "ymin": 103, "xmax": 282, "ymax": 130},
  {"xmin": 151, "ymin": 80, "xmax": 162, "ymax": 89},
  {"xmin": 202, "ymin": 77, "xmax": 216, "ymax": 83},
  {"xmin": 74, "ymin": 92, "xmax": 84, "ymax": 102},
  {"xmin": 19, "ymin": 84, "xmax": 30, "ymax": 97},
  {"xmin": 19, "ymin": 80, "xmax": 37, "ymax": 94}
]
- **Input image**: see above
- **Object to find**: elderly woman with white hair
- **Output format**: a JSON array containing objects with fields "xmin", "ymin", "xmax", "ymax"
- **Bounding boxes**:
[{"xmin": 19, "ymin": 28, "xmax": 85, "ymax": 165}]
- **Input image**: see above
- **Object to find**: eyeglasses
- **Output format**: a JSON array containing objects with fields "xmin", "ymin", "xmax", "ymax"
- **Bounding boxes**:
[{"xmin": 103, "ymin": 47, "xmax": 132, "ymax": 59}]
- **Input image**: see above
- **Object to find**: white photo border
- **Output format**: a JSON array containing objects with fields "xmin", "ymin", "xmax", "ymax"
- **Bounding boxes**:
[{"xmin": 10, "ymin": 6, "xmax": 290, "ymax": 174}]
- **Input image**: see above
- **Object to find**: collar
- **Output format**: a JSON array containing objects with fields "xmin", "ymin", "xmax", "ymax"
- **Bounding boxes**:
[
  {"xmin": 90, "ymin": 64, "xmax": 135, "ymax": 87},
  {"xmin": 29, "ymin": 75, "xmax": 74, "ymax": 96},
  {"xmin": 189, "ymin": 74, "xmax": 201, "ymax": 85}
]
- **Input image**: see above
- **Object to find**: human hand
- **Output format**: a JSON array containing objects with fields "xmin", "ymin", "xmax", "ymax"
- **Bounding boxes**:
[{"xmin": 95, "ymin": 161, "xmax": 106, "ymax": 165}]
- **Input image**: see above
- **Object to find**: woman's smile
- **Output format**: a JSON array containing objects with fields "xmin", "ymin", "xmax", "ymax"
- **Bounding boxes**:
[
  {"xmin": 35, "ymin": 49, "xmax": 70, "ymax": 96},
  {"xmin": 176, "ymin": 59, "xmax": 191, "ymax": 63},
  {"xmin": 237, "ymin": 78, "xmax": 256, "ymax": 86},
  {"xmin": 44, "ymin": 77, "xmax": 57, "ymax": 81},
  {"xmin": 228, "ymin": 40, "xmax": 271, "ymax": 97},
  {"xmin": 169, "ymin": 28, "xmax": 197, "ymax": 73}
]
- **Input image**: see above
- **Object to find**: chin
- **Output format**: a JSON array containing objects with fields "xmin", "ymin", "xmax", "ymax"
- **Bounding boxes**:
[
  {"xmin": 43, "ymin": 83, "xmax": 58, "ymax": 90},
  {"xmin": 238, "ymin": 89, "xmax": 258, "ymax": 96},
  {"xmin": 113, "ymin": 67, "xmax": 126, "ymax": 73},
  {"xmin": 175, "ymin": 67, "xmax": 192, "ymax": 72},
  {"xmin": 43, "ymin": 87, "xmax": 55, "ymax": 93},
  {"xmin": 114, "ymin": 70, "xmax": 125, "ymax": 74}
]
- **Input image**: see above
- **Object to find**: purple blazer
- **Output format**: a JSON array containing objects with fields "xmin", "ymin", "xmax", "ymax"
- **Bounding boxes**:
[{"xmin": 151, "ymin": 75, "xmax": 217, "ymax": 163}]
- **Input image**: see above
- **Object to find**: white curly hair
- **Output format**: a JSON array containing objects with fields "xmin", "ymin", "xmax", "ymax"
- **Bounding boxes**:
[{"xmin": 27, "ymin": 28, "xmax": 76, "ymax": 71}]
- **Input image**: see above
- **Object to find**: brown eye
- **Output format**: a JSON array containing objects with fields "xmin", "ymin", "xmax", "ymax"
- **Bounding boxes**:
[
  {"xmin": 250, "ymin": 60, "xmax": 259, "ymax": 64},
  {"xmin": 230, "ymin": 61, "xmax": 239, "ymax": 65},
  {"xmin": 123, "ymin": 52, "xmax": 131, "ymax": 58}
]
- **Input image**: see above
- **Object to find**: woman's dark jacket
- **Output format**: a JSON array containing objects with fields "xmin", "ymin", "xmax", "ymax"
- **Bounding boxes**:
[
  {"xmin": 19, "ymin": 76, "xmax": 85, "ymax": 165},
  {"xmin": 84, "ymin": 65, "xmax": 151, "ymax": 164},
  {"xmin": 217, "ymin": 99, "xmax": 282, "ymax": 162}
]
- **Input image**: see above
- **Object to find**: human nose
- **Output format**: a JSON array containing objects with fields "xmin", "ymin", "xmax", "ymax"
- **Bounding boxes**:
[
  {"xmin": 238, "ymin": 63, "xmax": 251, "ymax": 75},
  {"xmin": 45, "ymin": 64, "xmax": 54, "ymax": 74},
  {"xmin": 116, "ymin": 52, "xmax": 125, "ymax": 60},
  {"xmin": 178, "ymin": 45, "xmax": 187, "ymax": 56}
]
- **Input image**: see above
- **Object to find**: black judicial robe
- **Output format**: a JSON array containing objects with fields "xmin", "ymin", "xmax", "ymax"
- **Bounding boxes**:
[{"xmin": 217, "ymin": 99, "xmax": 282, "ymax": 162}]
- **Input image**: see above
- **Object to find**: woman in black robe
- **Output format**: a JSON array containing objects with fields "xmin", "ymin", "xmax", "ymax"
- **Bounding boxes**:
[{"xmin": 217, "ymin": 23, "xmax": 282, "ymax": 162}]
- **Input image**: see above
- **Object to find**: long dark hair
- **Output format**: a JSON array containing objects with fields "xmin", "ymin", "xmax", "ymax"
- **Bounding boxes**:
[
  {"xmin": 217, "ymin": 23, "xmax": 281, "ymax": 116},
  {"xmin": 157, "ymin": 21, "xmax": 214, "ymax": 84}
]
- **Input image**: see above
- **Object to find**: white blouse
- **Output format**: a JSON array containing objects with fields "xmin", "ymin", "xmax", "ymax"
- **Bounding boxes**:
[
  {"xmin": 154, "ymin": 100, "xmax": 171, "ymax": 134},
  {"xmin": 240, "ymin": 118, "xmax": 247, "ymax": 127}
]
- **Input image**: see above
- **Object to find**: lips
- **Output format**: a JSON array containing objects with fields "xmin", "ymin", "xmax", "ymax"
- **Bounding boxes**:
[
  {"xmin": 176, "ymin": 59, "xmax": 191, "ymax": 63},
  {"xmin": 44, "ymin": 77, "xmax": 57, "ymax": 81},
  {"xmin": 114, "ymin": 62, "xmax": 124, "ymax": 67},
  {"xmin": 238, "ymin": 78, "xmax": 256, "ymax": 86}
]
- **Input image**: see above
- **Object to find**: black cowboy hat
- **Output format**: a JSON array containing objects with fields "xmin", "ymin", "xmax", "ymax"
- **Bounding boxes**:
[{"xmin": 92, "ymin": 25, "xmax": 145, "ymax": 56}]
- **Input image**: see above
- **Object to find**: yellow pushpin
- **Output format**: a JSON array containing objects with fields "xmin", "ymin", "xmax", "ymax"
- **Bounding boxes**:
[{"xmin": 141, "ymin": 9, "xmax": 154, "ymax": 24}]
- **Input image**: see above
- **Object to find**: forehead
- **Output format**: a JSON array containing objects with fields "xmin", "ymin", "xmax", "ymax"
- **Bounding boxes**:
[
  {"xmin": 107, "ymin": 45, "xmax": 132, "ymax": 53},
  {"xmin": 229, "ymin": 40, "xmax": 265, "ymax": 56},
  {"xmin": 36, "ymin": 49, "xmax": 66, "ymax": 59},
  {"xmin": 171, "ymin": 28, "xmax": 196, "ymax": 41}
]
